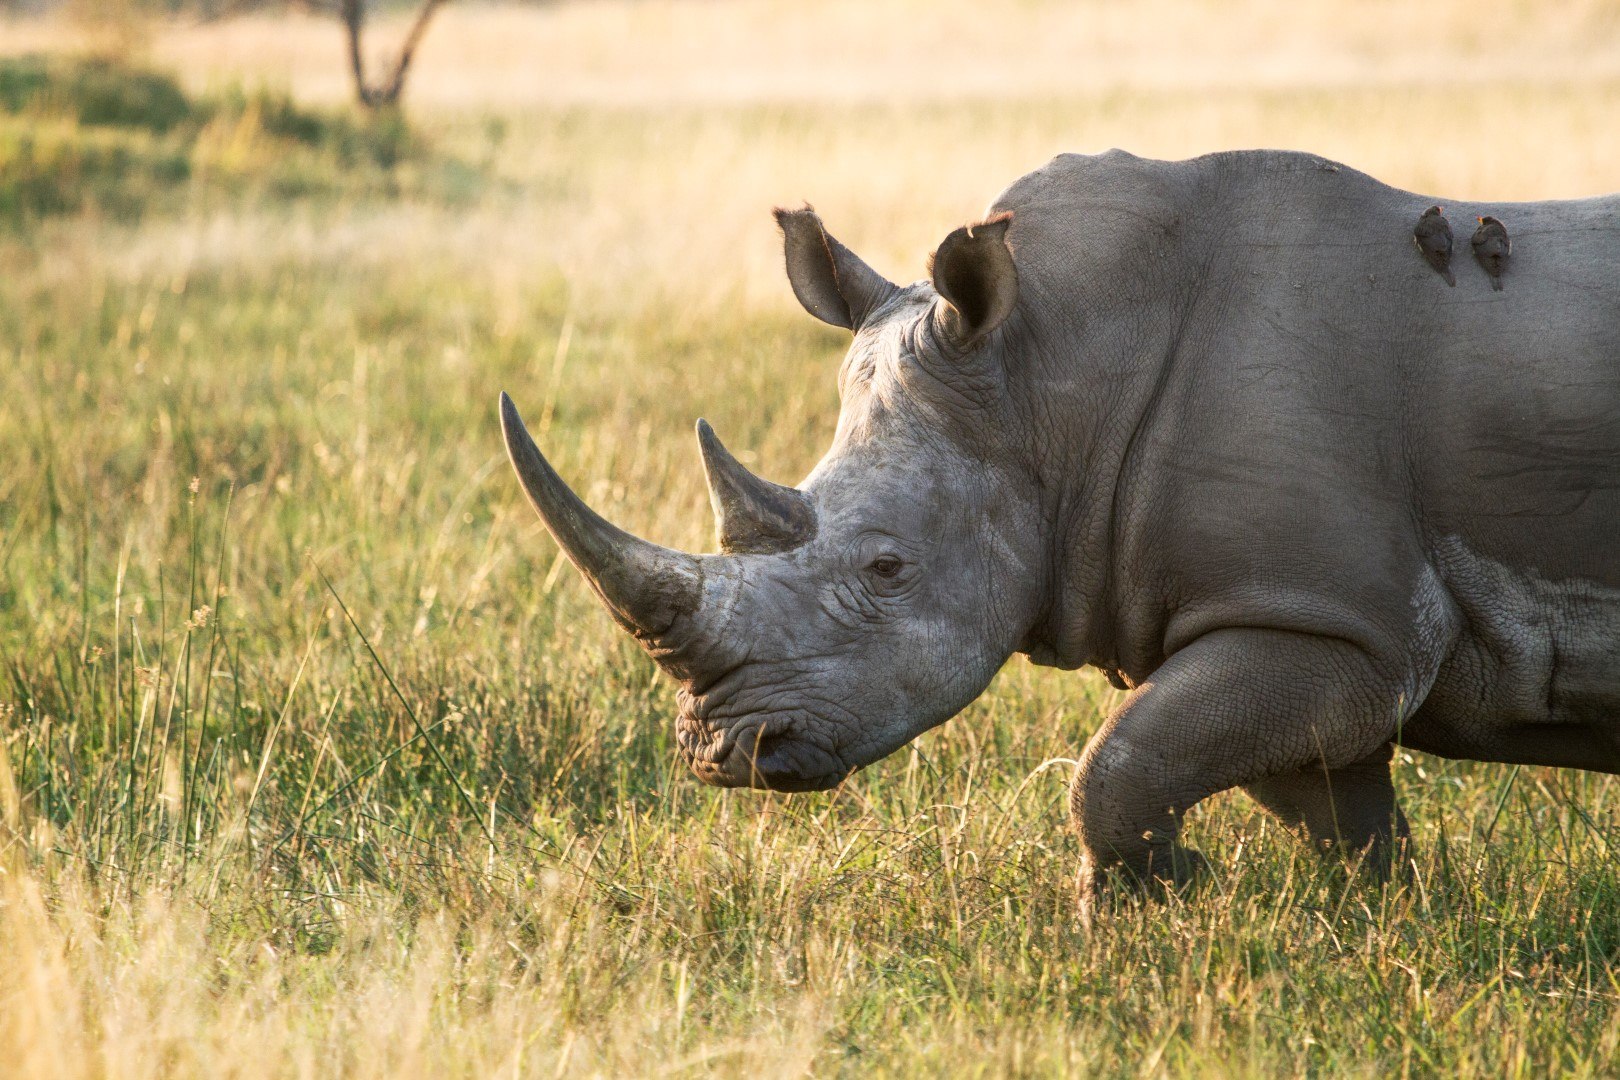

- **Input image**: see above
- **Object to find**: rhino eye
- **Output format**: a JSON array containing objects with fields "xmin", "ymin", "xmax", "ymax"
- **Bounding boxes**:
[{"xmin": 869, "ymin": 554, "xmax": 904, "ymax": 578}]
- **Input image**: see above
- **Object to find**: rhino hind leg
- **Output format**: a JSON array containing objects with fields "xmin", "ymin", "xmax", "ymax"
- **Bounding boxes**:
[
  {"xmin": 1243, "ymin": 743, "xmax": 1411, "ymax": 877},
  {"xmin": 1071, "ymin": 627, "xmax": 1412, "ymax": 918}
]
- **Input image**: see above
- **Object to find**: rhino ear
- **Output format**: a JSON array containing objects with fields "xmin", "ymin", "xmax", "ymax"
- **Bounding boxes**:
[
  {"xmin": 775, "ymin": 206, "xmax": 897, "ymax": 331},
  {"xmin": 929, "ymin": 212, "xmax": 1018, "ymax": 347}
]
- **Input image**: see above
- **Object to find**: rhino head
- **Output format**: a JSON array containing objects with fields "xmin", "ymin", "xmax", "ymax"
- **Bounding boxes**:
[{"xmin": 502, "ymin": 208, "xmax": 1049, "ymax": 792}]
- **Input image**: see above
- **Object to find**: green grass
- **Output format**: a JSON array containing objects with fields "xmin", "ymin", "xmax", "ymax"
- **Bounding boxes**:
[
  {"xmin": 0, "ymin": 55, "xmax": 467, "ymax": 227},
  {"xmin": 1, "ymin": 56, "xmax": 1619, "ymax": 1080}
]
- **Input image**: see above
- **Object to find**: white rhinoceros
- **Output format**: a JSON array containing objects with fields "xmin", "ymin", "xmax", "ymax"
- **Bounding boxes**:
[{"xmin": 501, "ymin": 149, "xmax": 1620, "ymax": 905}]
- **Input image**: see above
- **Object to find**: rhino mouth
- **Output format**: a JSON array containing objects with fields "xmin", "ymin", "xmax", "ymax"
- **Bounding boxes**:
[
  {"xmin": 677, "ymin": 710, "xmax": 850, "ymax": 792},
  {"xmin": 690, "ymin": 754, "xmax": 848, "ymax": 792}
]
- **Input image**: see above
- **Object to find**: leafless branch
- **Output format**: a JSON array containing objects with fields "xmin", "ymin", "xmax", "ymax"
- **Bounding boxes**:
[{"xmin": 339, "ymin": 0, "xmax": 449, "ymax": 110}]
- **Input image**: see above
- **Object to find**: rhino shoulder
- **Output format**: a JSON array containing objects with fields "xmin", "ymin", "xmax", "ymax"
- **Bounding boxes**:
[
  {"xmin": 986, "ymin": 151, "xmax": 1209, "ymax": 293},
  {"xmin": 990, "ymin": 149, "xmax": 1177, "ymax": 216}
]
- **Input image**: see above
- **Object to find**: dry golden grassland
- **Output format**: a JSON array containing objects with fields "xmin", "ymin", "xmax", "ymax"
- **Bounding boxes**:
[{"xmin": 3, "ymin": 1, "xmax": 1620, "ymax": 1075}]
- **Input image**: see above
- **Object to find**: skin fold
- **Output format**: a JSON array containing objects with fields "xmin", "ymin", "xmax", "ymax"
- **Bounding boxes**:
[{"xmin": 501, "ymin": 149, "xmax": 1620, "ymax": 912}]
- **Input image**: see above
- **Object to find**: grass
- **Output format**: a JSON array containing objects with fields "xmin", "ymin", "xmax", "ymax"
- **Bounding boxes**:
[
  {"xmin": 0, "ymin": 53, "xmax": 467, "ymax": 227},
  {"xmin": 2, "ymin": 1, "xmax": 1620, "ymax": 1075}
]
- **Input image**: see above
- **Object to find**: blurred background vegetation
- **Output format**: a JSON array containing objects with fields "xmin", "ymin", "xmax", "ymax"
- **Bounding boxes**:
[{"xmin": 0, "ymin": 53, "xmax": 427, "ymax": 223}]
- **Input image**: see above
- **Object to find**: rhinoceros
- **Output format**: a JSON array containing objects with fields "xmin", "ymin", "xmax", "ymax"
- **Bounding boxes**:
[{"xmin": 500, "ymin": 149, "xmax": 1620, "ymax": 905}]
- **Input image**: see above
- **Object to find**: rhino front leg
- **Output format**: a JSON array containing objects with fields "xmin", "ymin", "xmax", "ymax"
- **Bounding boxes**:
[
  {"xmin": 1243, "ymin": 742, "xmax": 1410, "ymax": 874},
  {"xmin": 1071, "ymin": 627, "xmax": 1409, "ymax": 911}
]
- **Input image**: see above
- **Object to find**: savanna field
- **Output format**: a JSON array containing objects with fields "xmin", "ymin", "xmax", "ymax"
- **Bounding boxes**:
[{"xmin": 3, "ymin": 1, "xmax": 1620, "ymax": 1074}]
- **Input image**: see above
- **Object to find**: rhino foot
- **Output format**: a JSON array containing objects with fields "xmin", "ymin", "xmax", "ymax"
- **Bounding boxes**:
[
  {"xmin": 1243, "ymin": 742, "xmax": 1412, "ymax": 879},
  {"xmin": 1077, "ymin": 846, "xmax": 1209, "ymax": 927}
]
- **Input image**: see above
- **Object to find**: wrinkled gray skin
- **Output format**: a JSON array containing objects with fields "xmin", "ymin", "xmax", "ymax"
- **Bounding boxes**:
[{"xmin": 502, "ymin": 149, "xmax": 1620, "ymax": 911}]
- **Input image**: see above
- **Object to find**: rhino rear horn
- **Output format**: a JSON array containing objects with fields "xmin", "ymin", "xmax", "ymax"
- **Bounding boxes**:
[
  {"xmin": 775, "ymin": 206, "xmax": 897, "ymax": 331},
  {"xmin": 696, "ymin": 419, "xmax": 816, "ymax": 554},
  {"xmin": 500, "ymin": 392, "xmax": 701, "ymax": 642}
]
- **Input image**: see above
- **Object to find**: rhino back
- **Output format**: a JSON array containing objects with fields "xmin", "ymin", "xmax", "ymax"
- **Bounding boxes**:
[{"xmin": 1172, "ymin": 151, "xmax": 1620, "ymax": 589}]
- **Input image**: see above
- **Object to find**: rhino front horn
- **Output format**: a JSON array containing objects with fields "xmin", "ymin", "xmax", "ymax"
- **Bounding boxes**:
[
  {"xmin": 500, "ymin": 392, "xmax": 701, "ymax": 642},
  {"xmin": 695, "ymin": 419, "xmax": 816, "ymax": 554}
]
